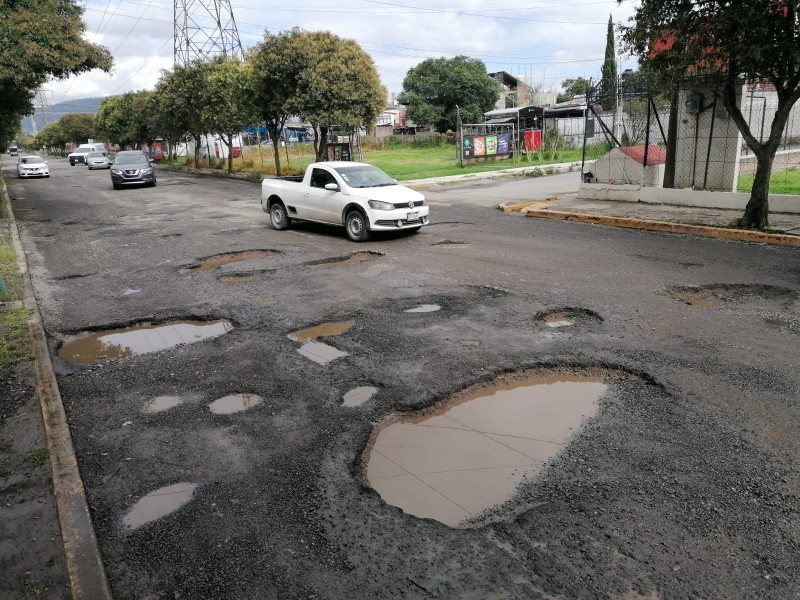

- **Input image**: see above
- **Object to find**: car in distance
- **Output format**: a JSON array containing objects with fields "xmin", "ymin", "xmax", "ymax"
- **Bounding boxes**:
[
  {"xmin": 9, "ymin": 146, "xmax": 19, "ymax": 157},
  {"xmin": 68, "ymin": 143, "xmax": 106, "ymax": 166},
  {"xmin": 86, "ymin": 151, "xmax": 111, "ymax": 170},
  {"xmin": 261, "ymin": 162, "xmax": 429, "ymax": 242},
  {"xmin": 110, "ymin": 150, "xmax": 157, "ymax": 189},
  {"xmin": 17, "ymin": 155, "xmax": 50, "ymax": 178}
]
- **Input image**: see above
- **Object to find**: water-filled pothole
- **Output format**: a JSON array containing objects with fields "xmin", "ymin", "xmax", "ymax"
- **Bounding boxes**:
[
  {"xmin": 343, "ymin": 386, "xmax": 378, "ymax": 407},
  {"xmin": 404, "ymin": 304, "xmax": 441, "ymax": 313},
  {"xmin": 122, "ymin": 482, "xmax": 198, "ymax": 529},
  {"xmin": 305, "ymin": 251, "xmax": 382, "ymax": 268},
  {"xmin": 180, "ymin": 250, "xmax": 278, "ymax": 273},
  {"xmin": 535, "ymin": 308, "xmax": 602, "ymax": 329},
  {"xmin": 365, "ymin": 372, "xmax": 610, "ymax": 527},
  {"xmin": 142, "ymin": 395, "xmax": 183, "ymax": 414},
  {"xmin": 670, "ymin": 284, "xmax": 796, "ymax": 308},
  {"xmin": 209, "ymin": 393, "xmax": 263, "ymax": 415},
  {"xmin": 288, "ymin": 322, "xmax": 353, "ymax": 342},
  {"xmin": 297, "ymin": 342, "xmax": 349, "ymax": 365},
  {"xmin": 59, "ymin": 319, "xmax": 233, "ymax": 364}
]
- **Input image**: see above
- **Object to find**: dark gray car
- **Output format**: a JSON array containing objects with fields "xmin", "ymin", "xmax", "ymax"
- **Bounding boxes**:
[{"xmin": 110, "ymin": 150, "xmax": 157, "ymax": 189}]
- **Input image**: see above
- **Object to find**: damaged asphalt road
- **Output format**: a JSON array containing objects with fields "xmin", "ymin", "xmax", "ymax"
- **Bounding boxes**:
[{"xmin": 5, "ymin": 157, "xmax": 800, "ymax": 599}]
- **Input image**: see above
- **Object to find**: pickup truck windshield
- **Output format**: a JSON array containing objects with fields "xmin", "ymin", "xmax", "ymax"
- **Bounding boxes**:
[{"xmin": 334, "ymin": 165, "xmax": 396, "ymax": 189}]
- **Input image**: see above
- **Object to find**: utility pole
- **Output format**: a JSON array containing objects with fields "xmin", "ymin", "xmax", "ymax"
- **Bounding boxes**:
[{"xmin": 173, "ymin": 0, "xmax": 244, "ymax": 66}]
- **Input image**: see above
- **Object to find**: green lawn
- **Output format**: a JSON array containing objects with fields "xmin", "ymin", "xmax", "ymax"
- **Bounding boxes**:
[{"xmin": 737, "ymin": 168, "xmax": 800, "ymax": 195}]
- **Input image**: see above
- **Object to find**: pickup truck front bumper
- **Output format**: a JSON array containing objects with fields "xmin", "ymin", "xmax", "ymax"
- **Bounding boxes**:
[{"xmin": 369, "ymin": 206, "xmax": 430, "ymax": 230}]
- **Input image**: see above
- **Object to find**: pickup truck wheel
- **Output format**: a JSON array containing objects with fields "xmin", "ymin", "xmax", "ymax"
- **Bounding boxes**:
[
  {"xmin": 345, "ymin": 209, "xmax": 370, "ymax": 242},
  {"xmin": 270, "ymin": 202, "xmax": 290, "ymax": 230}
]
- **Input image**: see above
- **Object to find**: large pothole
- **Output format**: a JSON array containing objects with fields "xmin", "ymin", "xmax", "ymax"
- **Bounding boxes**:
[
  {"xmin": 59, "ymin": 319, "xmax": 233, "ymax": 364},
  {"xmin": 179, "ymin": 250, "xmax": 279, "ymax": 274},
  {"xmin": 364, "ymin": 369, "xmax": 623, "ymax": 528},
  {"xmin": 534, "ymin": 307, "xmax": 603, "ymax": 329},
  {"xmin": 670, "ymin": 283, "xmax": 796, "ymax": 308},
  {"xmin": 304, "ymin": 251, "xmax": 382, "ymax": 268}
]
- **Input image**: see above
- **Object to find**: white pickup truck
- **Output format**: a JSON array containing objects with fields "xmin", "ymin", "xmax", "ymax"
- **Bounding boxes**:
[
  {"xmin": 68, "ymin": 143, "xmax": 107, "ymax": 166},
  {"xmin": 261, "ymin": 162, "xmax": 429, "ymax": 242}
]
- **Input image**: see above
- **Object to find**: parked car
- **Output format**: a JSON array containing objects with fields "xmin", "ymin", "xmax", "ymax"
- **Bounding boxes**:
[
  {"xmin": 261, "ymin": 162, "xmax": 429, "ymax": 242},
  {"xmin": 68, "ymin": 143, "xmax": 106, "ymax": 166},
  {"xmin": 86, "ymin": 152, "xmax": 111, "ymax": 170},
  {"xmin": 17, "ymin": 155, "xmax": 49, "ymax": 178},
  {"xmin": 9, "ymin": 146, "xmax": 19, "ymax": 157},
  {"xmin": 110, "ymin": 150, "xmax": 156, "ymax": 189}
]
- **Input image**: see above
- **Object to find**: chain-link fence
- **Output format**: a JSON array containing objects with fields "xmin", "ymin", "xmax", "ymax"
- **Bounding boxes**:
[{"xmin": 582, "ymin": 75, "xmax": 800, "ymax": 195}]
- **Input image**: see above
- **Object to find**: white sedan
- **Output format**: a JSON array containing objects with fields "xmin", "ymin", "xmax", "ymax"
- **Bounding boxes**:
[{"xmin": 17, "ymin": 155, "xmax": 50, "ymax": 178}]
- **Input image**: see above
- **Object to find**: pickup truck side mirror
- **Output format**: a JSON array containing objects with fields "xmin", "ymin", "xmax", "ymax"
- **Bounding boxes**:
[{"xmin": 324, "ymin": 182, "xmax": 340, "ymax": 192}]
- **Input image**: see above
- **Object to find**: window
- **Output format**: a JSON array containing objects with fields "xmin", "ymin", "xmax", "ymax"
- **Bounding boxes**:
[{"xmin": 310, "ymin": 168, "xmax": 337, "ymax": 189}]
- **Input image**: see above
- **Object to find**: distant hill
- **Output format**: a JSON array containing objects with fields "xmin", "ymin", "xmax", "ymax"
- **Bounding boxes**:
[{"xmin": 21, "ymin": 97, "xmax": 105, "ymax": 135}]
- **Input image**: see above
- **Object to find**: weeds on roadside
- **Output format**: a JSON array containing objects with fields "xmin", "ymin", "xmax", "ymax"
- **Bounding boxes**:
[
  {"xmin": 28, "ymin": 448, "xmax": 50, "ymax": 466},
  {"xmin": 0, "ymin": 307, "xmax": 32, "ymax": 368}
]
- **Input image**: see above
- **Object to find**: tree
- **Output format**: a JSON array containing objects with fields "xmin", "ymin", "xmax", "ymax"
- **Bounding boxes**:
[
  {"xmin": 0, "ymin": 0, "xmax": 111, "ymax": 147},
  {"xmin": 558, "ymin": 77, "xmax": 590, "ymax": 103},
  {"xmin": 250, "ymin": 29, "xmax": 308, "ymax": 176},
  {"xmin": 398, "ymin": 56, "xmax": 498, "ymax": 133},
  {"xmin": 96, "ymin": 91, "xmax": 158, "ymax": 149},
  {"xmin": 200, "ymin": 59, "xmax": 258, "ymax": 174},
  {"xmin": 58, "ymin": 113, "xmax": 96, "ymax": 145},
  {"xmin": 34, "ymin": 121, "xmax": 67, "ymax": 152},
  {"xmin": 601, "ymin": 15, "xmax": 618, "ymax": 112},
  {"xmin": 292, "ymin": 32, "xmax": 386, "ymax": 161},
  {"xmin": 621, "ymin": 0, "xmax": 800, "ymax": 229}
]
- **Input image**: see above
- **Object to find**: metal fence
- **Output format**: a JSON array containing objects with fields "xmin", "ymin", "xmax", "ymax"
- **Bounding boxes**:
[
  {"xmin": 459, "ymin": 123, "xmax": 517, "ymax": 167},
  {"xmin": 581, "ymin": 76, "xmax": 800, "ymax": 195}
]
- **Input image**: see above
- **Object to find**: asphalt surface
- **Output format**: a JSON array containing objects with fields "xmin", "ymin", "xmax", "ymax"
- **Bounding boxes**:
[{"xmin": 5, "ymin": 156, "xmax": 800, "ymax": 599}]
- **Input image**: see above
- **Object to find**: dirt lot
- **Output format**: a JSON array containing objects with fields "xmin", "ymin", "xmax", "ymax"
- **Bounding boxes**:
[{"xmin": 5, "ymin": 157, "xmax": 800, "ymax": 599}]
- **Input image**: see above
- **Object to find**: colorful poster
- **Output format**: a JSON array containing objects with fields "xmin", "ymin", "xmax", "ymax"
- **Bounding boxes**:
[
  {"xmin": 524, "ymin": 130, "xmax": 543, "ymax": 152},
  {"xmin": 485, "ymin": 135, "xmax": 498, "ymax": 156},
  {"xmin": 473, "ymin": 136, "xmax": 486, "ymax": 157},
  {"xmin": 497, "ymin": 134, "xmax": 510, "ymax": 155},
  {"xmin": 462, "ymin": 136, "xmax": 474, "ymax": 159}
]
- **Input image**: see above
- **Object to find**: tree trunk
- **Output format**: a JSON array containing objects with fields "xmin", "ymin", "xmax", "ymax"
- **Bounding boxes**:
[
  {"xmin": 315, "ymin": 126, "xmax": 329, "ymax": 161},
  {"xmin": 663, "ymin": 88, "xmax": 679, "ymax": 189},
  {"xmin": 269, "ymin": 130, "xmax": 282, "ymax": 177},
  {"xmin": 221, "ymin": 133, "xmax": 233, "ymax": 175},
  {"xmin": 194, "ymin": 135, "xmax": 200, "ymax": 170},
  {"xmin": 738, "ymin": 150, "xmax": 774, "ymax": 229}
]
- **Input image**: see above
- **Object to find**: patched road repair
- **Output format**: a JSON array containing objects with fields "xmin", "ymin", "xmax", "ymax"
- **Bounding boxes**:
[{"xmin": 6, "ymin": 157, "xmax": 800, "ymax": 599}]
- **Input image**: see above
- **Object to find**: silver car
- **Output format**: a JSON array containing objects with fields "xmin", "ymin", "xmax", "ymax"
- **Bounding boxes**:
[{"xmin": 86, "ymin": 151, "xmax": 111, "ymax": 170}]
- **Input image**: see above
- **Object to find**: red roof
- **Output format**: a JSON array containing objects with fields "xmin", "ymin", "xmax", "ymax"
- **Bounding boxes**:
[{"xmin": 618, "ymin": 145, "xmax": 667, "ymax": 166}]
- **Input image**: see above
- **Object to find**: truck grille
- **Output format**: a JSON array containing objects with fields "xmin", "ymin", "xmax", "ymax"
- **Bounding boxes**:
[{"xmin": 391, "ymin": 200, "xmax": 424, "ymax": 209}]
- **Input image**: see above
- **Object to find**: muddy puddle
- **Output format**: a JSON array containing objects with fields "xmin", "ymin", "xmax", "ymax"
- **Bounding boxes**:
[
  {"xmin": 671, "ymin": 284, "xmax": 796, "ymax": 308},
  {"xmin": 59, "ymin": 319, "xmax": 233, "ymax": 364},
  {"xmin": 288, "ymin": 321, "xmax": 353, "ymax": 342},
  {"xmin": 209, "ymin": 393, "xmax": 263, "ymax": 415},
  {"xmin": 404, "ymin": 304, "xmax": 441, "ymax": 314},
  {"xmin": 142, "ymin": 395, "xmax": 183, "ymax": 414},
  {"xmin": 536, "ymin": 308, "xmax": 601, "ymax": 329},
  {"xmin": 343, "ymin": 386, "xmax": 378, "ymax": 407},
  {"xmin": 180, "ymin": 250, "xmax": 277, "ymax": 273},
  {"xmin": 544, "ymin": 313, "xmax": 574, "ymax": 328},
  {"xmin": 123, "ymin": 482, "xmax": 198, "ymax": 529},
  {"xmin": 365, "ymin": 374, "xmax": 608, "ymax": 527},
  {"xmin": 305, "ymin": 251, "xmax": 381, "ymax": 268}
]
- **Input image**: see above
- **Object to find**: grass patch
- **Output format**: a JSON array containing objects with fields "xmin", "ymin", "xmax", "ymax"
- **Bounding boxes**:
[
  {"xmin": 737, "ymin": 167, "xmax": 800, "ymax": 195},
  {"xmin": 1, "ymin": 189, "xmax": 23, "ymax": 302},
  {"xmin": 28, "ymin": 447, "xmax": 49, "ymax": 466},
  {"xmin": 0, "ymin": 439, "xmax": 12, "ymax": 453},
  {"xmin": 0, "ymin": 307, "xmax": 32, "ymax": 368}
]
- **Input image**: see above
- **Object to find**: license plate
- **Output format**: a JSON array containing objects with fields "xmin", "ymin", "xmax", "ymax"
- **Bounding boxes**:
[{"xmin": 407, "ymin": 212, "xmax": 418, "ymax": 221}]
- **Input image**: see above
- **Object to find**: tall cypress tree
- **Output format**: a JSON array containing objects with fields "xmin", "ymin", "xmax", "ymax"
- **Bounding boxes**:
[{"xmin": 601, "ymin": 15, "xmax": 618, "ymax": 112}]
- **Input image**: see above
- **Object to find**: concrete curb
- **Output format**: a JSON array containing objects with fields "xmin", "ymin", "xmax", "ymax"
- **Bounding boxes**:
[
  {"xmin": 3, "ymin": 182, "xmax": 113, "ymax": 600},
  {"xmin": 522, "ymin": 208, "xmax": 800, "ymax": 248}
]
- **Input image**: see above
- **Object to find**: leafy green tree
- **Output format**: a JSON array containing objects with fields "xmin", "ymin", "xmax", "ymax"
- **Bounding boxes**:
[
  {"xmin": 154, "ymin": 61, "xmax": 210, "ymax": 166},
  {"xmin": 250, "ymin": 29, "xmax": 308, "ymax": 176},
  {"xmin": 601, "ymin": 15, "xmax": 618, "ymax": 112},
  {"xmin": 58, "ymin": 113, "xmax": 96, "ymax": 145},
  {"xmin": 0, "ymin": 0, "xmax": 111, "ymax": 147},
  {"xmin": 34, "ymin": 121, "xmax": 67, "ymax": 153},
  {"xmin": 558, "ymin": 77, "xmax": 590, "ymax": 103},
  {"xmin": 398, "ymin": 56, "xmax": 498, "ymax": 133},
  {"xmin": 621, "ymin": 0, "xmax": 800, "ymax": 229},
  {"xmin": 291, "ymin": 32, "xmax": 386, "ymax": 161},
  {"xmin": 200, "ymin": 59, "xmax": 258, "ymax": 174},
  {"xmin": 96, "ymin": 91, "xmax": 158, "ymax": 149}
]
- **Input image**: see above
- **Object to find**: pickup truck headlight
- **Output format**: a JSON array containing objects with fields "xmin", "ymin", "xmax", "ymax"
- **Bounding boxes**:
[{"xmin": 368, "ymin": 200, "xmax": 394, "ymax": 211}]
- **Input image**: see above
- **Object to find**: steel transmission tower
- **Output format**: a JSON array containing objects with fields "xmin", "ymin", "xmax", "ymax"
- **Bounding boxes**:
[{"xmin": 174, "ymin": 0, "xmax": 244, "ymax": 65}]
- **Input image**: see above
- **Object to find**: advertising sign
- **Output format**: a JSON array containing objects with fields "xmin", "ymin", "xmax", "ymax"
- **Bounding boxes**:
[
  {"xmin": 485, "ymin": 135, "xmax": 498, "ymax": 156},
  {"xmin": 497, "ymin": 134, "xmax": 510, "ymax": 155},
  {"xmin": 473, "ymin": 136, "xmax": 486, "ymax": 157},
  {"xmin": 524, "ymin": 130, "xmax": 542, "ymax": 152},
  {"xmin": 462, "ymin": 137, "xmax": 474, "ymax": 159}
]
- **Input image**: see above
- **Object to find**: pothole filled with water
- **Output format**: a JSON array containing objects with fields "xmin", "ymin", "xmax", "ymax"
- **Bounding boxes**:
[
  {"xmin": 404, "ymin": 304, "xmax": 441, "ymax": 314},
  {"xmin": 297, "ymin": 342, "xmax": 349, "ymax": 365},
  {"xmin": 288, "ymin": 321, "xmax": 353, "ymax": 342},
  {"xmin": 343, "ymin": 386, "xmax": 378, "ymax": 407},
  {"xmin": 364, "ymin": 371, "xmax": 612, "ymax": 527},
  {"xmin": 142, "ymin": 395, "xmax": 183, "ymax": 414},
  {"xmin": 535, "ymin": 308, "xmax": 602, "ymax": 329},
  {"xmin": 670, "ymin": 283, "xmax": 796, "ymax": 308},
  {"xmin": 59, "ymin": 319, "xmax": 233, "ymax": 364},
  {"xmin": 180, "ymin": 250, "xmax": 278, "ymax": 274},
  {"xmin": 305, "ymin": 251, "xmax": 382, "ymax": 268},
  {"xmin": 122, "ymin": 482, "xmax": 198, "ymax": 529},
  {"xmin": 209, "ymin": 393, "xmax": 263, "ymax": 415}
]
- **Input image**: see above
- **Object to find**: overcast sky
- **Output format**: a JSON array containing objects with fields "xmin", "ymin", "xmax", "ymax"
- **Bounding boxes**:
[{"xmin": 45, "ymin": 0, "xmax": 638, "ymax": 107}]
